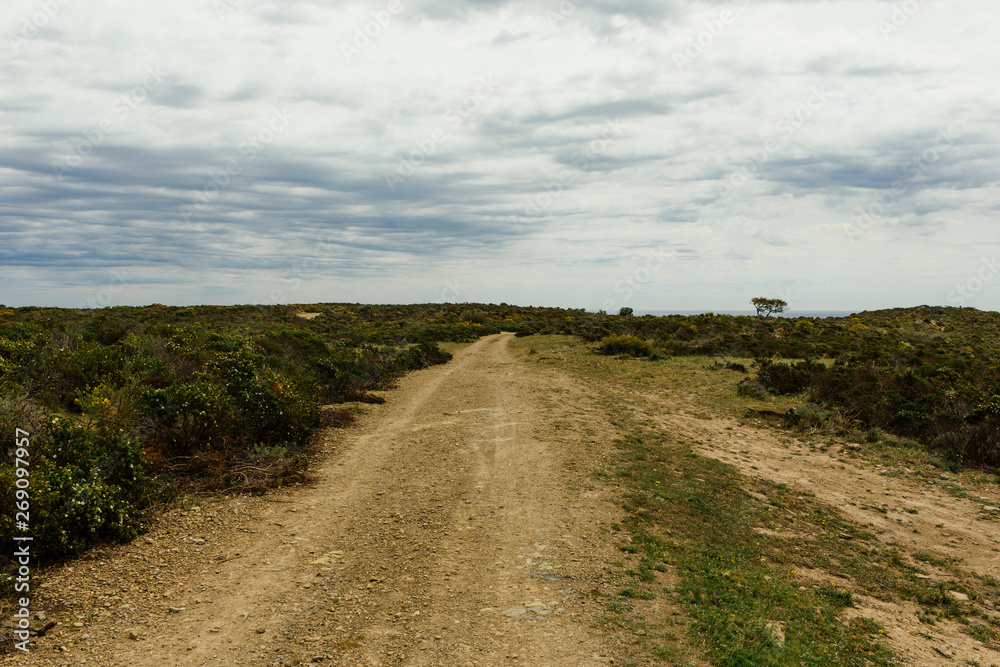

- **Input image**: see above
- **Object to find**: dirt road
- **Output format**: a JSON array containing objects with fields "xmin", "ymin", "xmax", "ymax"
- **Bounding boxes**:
[{"xmin": 19, "ymin": 334, "xmax": 619, "ymax": 666}]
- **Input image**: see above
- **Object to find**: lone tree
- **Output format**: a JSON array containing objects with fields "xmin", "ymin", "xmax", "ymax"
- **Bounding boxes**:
[
  {"xmin": 618, "ymin": 307, "xmax": 634, "ymax": 317},
  {"xmin": 751, "ymin": 297, "xmax": 787, "ymax": 318}
]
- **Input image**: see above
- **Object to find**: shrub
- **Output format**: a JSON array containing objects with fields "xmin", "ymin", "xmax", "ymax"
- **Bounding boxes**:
[
  {"xmin": 753, "ymin": 357, "xmax": 823, "ymax": 396},
  {"xmin": 155, "ymin": 381, "xmax": 236, "ymax": 455},
  {"xmin": 736, "ymin": 379, "xmax": 767, "ymax": 400},
  {"xmin": 0, "ymin": 419, "xmax": 152, "ymax": 562},
  {"xmin": 74, "ymin": 382, "xmax": 143, "ymax": 434},
  {"xmin": 33, "ymin": 342, "xmax": 129, "ymax": 408},
  {"xmin": 419, "ymin": 341, "xmax": 452, "ymax": 365},
  {"xmin": 676, "ymin": 322, "xmax": 699, "ymax": 339},
  {"xmin": 598, "ymin": 334, "xmax": 655, "ymax": 358},
  {"xmin": 706, "ymin": 360, "xmax": 748, "ymax": 373},
  {"xmin": 231, "ymin": 368, "xmax": 318, "ymax": 448},
  {"xmin": 0, "ymin": 386, "xmax": 46, "ymax": 442},
  {"xmin": 786, "ymin": 403, "xmax": 838, "ymax": 431},
  {"xmin": 817, "ymin": 585, "xmax": 853, "ymax": 607},
  {"xmin": 81, "ymin": 315, "xmax": 131, "ymax": 346},
  {"xmin": 793, "ymin": 319, "xmax": 815, "ymax": 335},
  {"xmin": 459, "ymin": 309, "xmax": 488, "ymax": 324}
]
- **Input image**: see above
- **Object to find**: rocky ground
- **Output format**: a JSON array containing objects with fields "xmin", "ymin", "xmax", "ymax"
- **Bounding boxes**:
[{"xmin": 7, "ymin": 334, "xmax": 627, "ymax": 666}]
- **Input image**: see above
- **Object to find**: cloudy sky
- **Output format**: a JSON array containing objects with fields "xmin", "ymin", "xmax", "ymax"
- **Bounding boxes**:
[{"xmin": 1, "ymin": 0, "xmax": 997, "ymax": 313}]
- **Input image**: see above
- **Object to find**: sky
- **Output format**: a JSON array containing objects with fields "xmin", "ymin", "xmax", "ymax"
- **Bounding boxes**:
[{"xmin": 1, "ymin": 0, "xmax": 998, "ymax": 314}]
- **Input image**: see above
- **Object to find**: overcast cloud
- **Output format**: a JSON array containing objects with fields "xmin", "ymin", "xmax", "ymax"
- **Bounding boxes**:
[{"xmin": 1, "ymin": 0, "xmax": 997, "ymax": 312}]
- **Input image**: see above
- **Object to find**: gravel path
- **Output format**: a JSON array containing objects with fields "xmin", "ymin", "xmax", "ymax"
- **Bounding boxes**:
[{"xmin": 10, "ymin": 334, "xmax": 621, "ymax": 666}]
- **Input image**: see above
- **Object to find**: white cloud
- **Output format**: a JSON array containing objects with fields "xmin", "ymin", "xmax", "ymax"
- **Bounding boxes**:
[{"xmin": 1, "ymin": 0, "xmax": 998, "ymax": 313}]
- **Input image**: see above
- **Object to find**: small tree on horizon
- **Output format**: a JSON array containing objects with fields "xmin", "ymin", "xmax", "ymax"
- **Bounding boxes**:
[
  {"xmin": 751, "ymin": 297, "xmax": 788, "ymax": 318},
  {"xmin": 618, "ymin": 307, "xmax": 634, "ymax": 317}
]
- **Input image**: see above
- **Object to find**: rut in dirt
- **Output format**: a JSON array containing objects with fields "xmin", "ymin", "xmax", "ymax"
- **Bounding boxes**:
[{"xmin": 105, "ymin": 333, "xmax": 615, "ymax": 667}]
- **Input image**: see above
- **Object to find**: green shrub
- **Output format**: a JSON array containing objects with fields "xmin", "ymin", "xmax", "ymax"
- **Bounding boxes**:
[
  {"xmin": 34, "ymin": 342, "xmax": 129, "ymax": 408},
  {"xmin": 156, "ymin": 381, "xmax": 236, "ymax": 454},
  {"xmin": 599, "ymin": 334, "xmax": 655, "ymax": 358},
  {"xmin": 419, "ymin": 341, "xmax": 452, "ymax": 365},
  {"xmin": 237, "ymin": 368, "xmax": 319, "ymax": 446},
  {"xmin": 0, "ymin": 419, "xmax": 152, "ymax": 562},
  {"xmin": 753, "ymin": 357, "xmax": 822, "ymax": 396},
  {"xmin": 787, "ymin": 403, "xmax": 838, "ymax": 430},
  {"xmin": 736, "ymin": 379, "xmax": 767, "ymax": 400},
  {"xmin": 459, "ymin": 309, "xmax": 488, "ymax": 324},
  {"xmin": 0, "ymin": 387, "xmax": 46, "ymax": 443},
  {"xmin": 81, "ymin": 315, "xmax": 131, "ymax": 346},
  {"xmin": 204, "ymin": 348, "xmax": 314, "ymax": 445}
]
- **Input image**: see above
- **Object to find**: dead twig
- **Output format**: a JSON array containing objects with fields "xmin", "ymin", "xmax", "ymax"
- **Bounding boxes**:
[{"xmin": 0, "ymin": 621, "xmax": 57, "ymax": 637}]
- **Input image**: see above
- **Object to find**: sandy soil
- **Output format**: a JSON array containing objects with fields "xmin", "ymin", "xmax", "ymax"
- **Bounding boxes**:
[
  {"xmin": 10, "ymin": 334, "xmax": 624, "ymax": 666},
  {"xmin": 631, "ymin": 390, "xmax": 1000, "ymax": 667}
]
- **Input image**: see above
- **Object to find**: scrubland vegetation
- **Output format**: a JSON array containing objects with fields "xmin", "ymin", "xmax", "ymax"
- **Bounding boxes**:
[
  {"xmin": 0, "ymin": 303, "xmax": 480, "ymax": 563},
  {"xmin": 1, "ymin": 302, "xmax": 997, "ymax": 566},
  {"xmin": 582, "ymin": 307, "xmax": 1000, "ymax": 470}
]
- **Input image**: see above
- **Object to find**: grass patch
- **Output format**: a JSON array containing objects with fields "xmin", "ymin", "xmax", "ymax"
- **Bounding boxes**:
[
  {"xmin": 620, "ymin": 437, "xmax": 895, "ymax": 666},
  {"xmin": 513, "ymin": 337, "xmax": 901, "ymax": 665},
  {"xmin": 513, "ymin": 334, "xmax": 1000, "ymax": 664}
]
